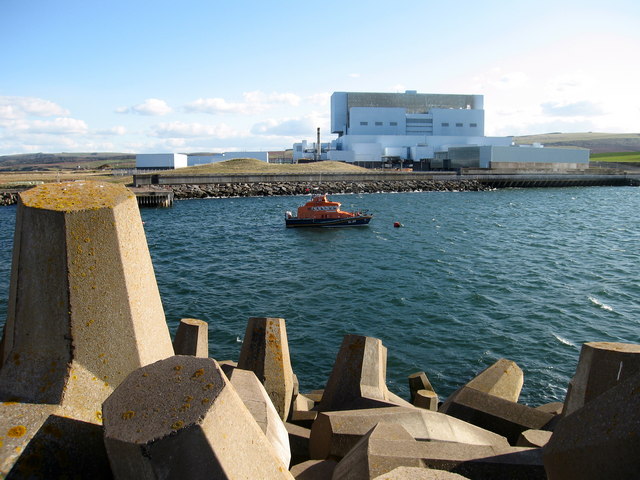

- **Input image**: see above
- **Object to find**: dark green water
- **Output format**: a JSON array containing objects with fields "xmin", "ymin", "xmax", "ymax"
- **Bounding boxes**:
[{"xmin": 1, "ymin": 187, "xmax": 639, "ymax": 405}]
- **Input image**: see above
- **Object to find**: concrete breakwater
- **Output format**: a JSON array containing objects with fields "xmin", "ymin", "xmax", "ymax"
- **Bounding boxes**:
[
  {"xmin": 170, "ymin": 179, "xmax": 491, "ymax": 200},
  {"xmin": 1, "ymin": 181, "xmax": 639, "ymax": 478}
]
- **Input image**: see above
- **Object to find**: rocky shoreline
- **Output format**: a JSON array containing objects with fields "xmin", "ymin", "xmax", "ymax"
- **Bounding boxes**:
[
  {"xmin": 169, "ymin": 179, "xmax": 491, "ymax": 200},
  {"xmin": 0, "ymin": 179, "xmax": 488, "ymax": 206}
]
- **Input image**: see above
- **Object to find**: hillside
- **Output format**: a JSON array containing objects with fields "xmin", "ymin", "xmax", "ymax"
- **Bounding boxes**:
[
  {"xmin": 514, "ymin": 132, "xmax": 640, "ymax": 154},
  {"xmin": 157, "ymin": 158, "xmax": 367, "ymax": 176}
]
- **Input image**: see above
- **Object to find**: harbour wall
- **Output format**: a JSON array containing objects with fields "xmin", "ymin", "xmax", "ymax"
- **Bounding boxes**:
[{"xmin": 134, "ymin": 171, "xmax": 640, "ymax": 189}]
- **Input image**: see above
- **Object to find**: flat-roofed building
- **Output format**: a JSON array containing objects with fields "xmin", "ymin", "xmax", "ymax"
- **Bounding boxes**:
[{"xmin": 293, "ymin": 90, "xmax": 589, "ymax": 171}]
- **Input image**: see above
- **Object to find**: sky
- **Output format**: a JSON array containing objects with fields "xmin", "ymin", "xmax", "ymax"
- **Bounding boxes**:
[{"xmin": 1, "ymin": 0, "xmax": 639, "ymax": 155}]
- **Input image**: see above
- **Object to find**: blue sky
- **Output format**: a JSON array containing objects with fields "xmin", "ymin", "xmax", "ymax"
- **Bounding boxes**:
[{"xmin": 1, "ymin": 0, "xmax": 639, "ymax": 155}]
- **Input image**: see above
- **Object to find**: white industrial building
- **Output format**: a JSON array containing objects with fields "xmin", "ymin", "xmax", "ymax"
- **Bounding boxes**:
[
  {"xmin": 293, "ymin": 91, "xmax": 589, "ymax": 171},
  {"xmin": 136, "ymin": 151, "xmax": 268, "ymax": 169},
  {"xmin": 135, "ymin": 153, "xmax": 188, "ymax": 170}
]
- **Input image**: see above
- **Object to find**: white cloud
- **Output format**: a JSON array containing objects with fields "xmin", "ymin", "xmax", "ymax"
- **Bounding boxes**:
[
  {"xmin": 0, "ymin": 96, "xmax": 70, "ymax": 120},
  {"xmin": 349, "ymin": 73, "xmax": 360, "ymax": 78},
  {"xmin": 150, "ymin": 121, "xmax": 240, "ymax": 139},
  {"xmin": 184, "ymin": 90, "xmax": 301, "ymax": 115},
  {"xmin": 22, "ymin": 117, "xmax": 89, "ymax": 135},
  {"xmin": 306, "ymin": 92, "xmax": 331, "ymax": 106},
  {"xmin": 117, "ymin": 98, "xmax": 172, "ymax": 116},
  {"xmin": 96, "ymin": 125, "xmax": 127, "ymax": 135},
  {"xmin": 251, "ymin": 112, "xmax": 330, "ymax": 138}
]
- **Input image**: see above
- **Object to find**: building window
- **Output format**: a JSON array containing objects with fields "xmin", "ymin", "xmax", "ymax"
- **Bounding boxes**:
[
  {"xmin": 456, "ymin": 123, "xmax": 463, "ymax": 127},
  {"xmin": 390, "ymin": 122, "xmax": 398, "ymax": 126},
  {"xmin": 375, "ymin": 122, "xmax": 383, "ymax": 126},
  {"xmin": 360, "ymin": 121, "xmax": 368, "ymax": 126},
  {"xmin": 470, "ymin": 123, "xmax": 477, "ymax": 127},
  {"xmin": 441, "ymin": 122, "xmax": 449, "ymax": 127}
]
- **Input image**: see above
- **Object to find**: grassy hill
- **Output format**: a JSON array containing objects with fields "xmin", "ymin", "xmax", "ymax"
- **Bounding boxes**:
[
  {"xmin": 514, "ymin": 132, "xmax": 640, "ymax": 154},
  {"xmin": 157, "ymin": 158, "xmax": 367, "ymax": 176}
]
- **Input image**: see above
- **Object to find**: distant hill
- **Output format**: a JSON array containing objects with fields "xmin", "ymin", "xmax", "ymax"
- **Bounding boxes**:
[
  {"xmin": 0, "ymin": 152, "xmax": 136, "ymax": 171},
  {"xmin": 514, "ymin": 132, "xmax": 640, "ymax": 154}
]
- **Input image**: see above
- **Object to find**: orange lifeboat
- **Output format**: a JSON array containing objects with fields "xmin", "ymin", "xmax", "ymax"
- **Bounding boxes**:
[{"xmin": 285, "ymin": 194, "xmax": 372, "ymax": 228}]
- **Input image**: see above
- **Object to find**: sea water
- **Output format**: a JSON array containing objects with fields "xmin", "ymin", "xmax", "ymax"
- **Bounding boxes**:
[{"xmin": 1, "ymin": 186, "xmax": 639, "ymax": 406}]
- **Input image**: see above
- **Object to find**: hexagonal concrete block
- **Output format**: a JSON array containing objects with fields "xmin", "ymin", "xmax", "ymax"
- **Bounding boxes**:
[
  {"xmin": 0, "ymin": 181, "xmax": 174, "ymax": 424},
  {"xmin": 317, "ymin": 334, "xmax": 411, "ymax": 413},
  {"xmin": 102, "ymin": 355, "xmax": 293, "ymax": 479},
  {"xmin": 172, "ymin": 318, "xmax": 209, "ymax": 357},
  {"xmin": 238, "ymin": 317, "xmax": 295, "ymax": 420},
  {"xmin": 309, "ymin": 406, "xmax": 508, "ymax": 460},
  {"xmin": 543, "ymin": 369, "xmax": 640, "ymax": 479},
  {"xmin": 224, "ymin": 366, "xmax": 291, "ymax": 467},
  {"xmin": 463, "ymin": 358, "xmax": 524, "ymax": 403},
  {"xmin": 562, "ymin": 341, "xmax": 640, "ymax": 416}
]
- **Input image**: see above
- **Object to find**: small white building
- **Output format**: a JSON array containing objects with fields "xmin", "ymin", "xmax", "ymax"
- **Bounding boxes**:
[{"xmin": 136, "ymin": 153, "xmax": 188, "ymax": 170}]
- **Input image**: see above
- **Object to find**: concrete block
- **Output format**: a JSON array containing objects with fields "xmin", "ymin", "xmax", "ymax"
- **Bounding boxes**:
[
  {"xmin": 463, "ymin": 358, "xmax": 524, "ymax": 402},
  {"xmin": 516, "ymin": 429, "xmax": 552, "ymax": 448},
  {"xmin": 0, "ymin": 181, "xmax": 174, "ymax": 424},
  {"xmin": 386, "ymin": 441, "xmax": 544, "ymax": 479},
  {"xmin": 224, "ymin": 366, "xmax": 291, "ymax": 468},
  {"xmin": 543, "ymin": 369, "xmax": 640, "ymax": 479},
  {"xmin": 172, "ymin": 318, "xmax": 209, "ymax": 357},
  {"xmin": 439, "ymin": 387, "xmax": 554, "ymax": 444},
  {"xmin": 102, "ymin": 355, "xmax": 293, "ymax": 479},
  {"xmin": 318, "ymin": 335, "xmax": 409, "ymax": 412},
  {"xmin": 408, "ymin": 371, "xmax": 436, "ymax": 403},
  {"xmin": 285, "ymin": 422, "xmax": 311, "ymax": 467},
  {"xmin": 305, "ymin": 390, "xmax": 324, "ymax": 403},
  {"xmin": 332, "ymin": 422, "xmax": 544, "ymax": 480},
  {"xmin": 289, "ymin": 459, "xmax": 337, "ymax": 479},
  {"xmin": 534, "ymin": 401, "xmax": 563, "ymax": 415},
  {"xmin": 372, "ymin": 467, "xmax": 470, "ymax": 479},
  {"xmin": 414, "ymin": 389, "xmax": 439, "ymax": 411},
  {"xmin": 238, "ymin": 317, "xmax": 295, "ymax": 420},
  {"xmin": 309, "ymin": 406, "xmax": 508, "ymax": 460},
  {"xmin": 562, "ymin": 341, "xmax": 640, "ymax": 416},
  {"xmin": 0, "ymin": 404, "xmax": 111, "ymax": 479},
  {"xmin": 332, "ymin": 422, "xmax": 422, "ymax": 479}
]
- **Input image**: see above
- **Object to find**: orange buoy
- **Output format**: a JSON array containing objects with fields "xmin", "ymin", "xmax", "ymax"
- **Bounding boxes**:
[{"xmin": 393, "ymin": 221, "xmax": 403, "ymax": 228}]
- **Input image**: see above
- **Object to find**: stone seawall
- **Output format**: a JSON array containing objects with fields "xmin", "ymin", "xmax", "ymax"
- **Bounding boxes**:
[{"xmin": 170, "ymin": 179, "xmax": 491, "ymax": 200}]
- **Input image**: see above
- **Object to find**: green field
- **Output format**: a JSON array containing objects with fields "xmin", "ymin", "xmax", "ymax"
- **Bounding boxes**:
[{"xmin": 590, "ymin": 152, "xmax": 640, "ymax": 162}]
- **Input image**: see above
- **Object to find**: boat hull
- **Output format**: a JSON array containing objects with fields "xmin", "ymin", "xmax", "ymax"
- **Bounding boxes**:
[{"xmin": 285, "ymin": 215, "xmax": 372, "ymax": 228}]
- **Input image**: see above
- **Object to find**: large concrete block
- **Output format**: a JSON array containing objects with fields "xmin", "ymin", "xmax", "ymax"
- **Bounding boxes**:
[
  {"xmin": 289, "ymin": 459, "xmax": 337, "ymax": 479},
  {"xmin": 516, "ymin": 429, "xmax": 552, "ymax": 448},
  {"xmin": 238, "ymin": 317, "xmax": 295, "ymax": 420},
  {"xmin": 102, "ymin": 355, "xmax": 293, "ymax": 479},
  {"xmin": 372, "ymin": 467, "xmax": 470, "ymax": 479},
  {"xmin": 439, "ymin": 387, "xmax": 554, "ymax": 444},
  {"xmin": 285, "ymin": 422, "xmax": 311, "ymax": 467},
  {"xmin": 172, "ymin": 318, "xmax": 209, "ymax": 357},
  {"xmin": 332, "ymin": 422, "xmax": 544, "ymax": 480},
  {"xmin": 382, "ymin": 440, "xmax": 544, "ymax": 479},
  {"xmin": 462, "ymin": 358, "xmax": 524, "ymax": 402},
  {"xmin": 332, "ymin": 422, "xmax": 422, "ymax": 479},
  {"xmin": 0, "ymin": 403, "xmax": 111, "ymax": 478},
  {"xmin": 0, "ymin": 181, "xmax": 174, "ymax": 423},
  {"xmin": 224, "ymin": 366, "xmax": 291, "ymax": 467},
  {"xmin": 543, "ymin": 369, "xmax": 640, "ymax": 479},
  {"xmin": 562, "ymin": 341, "xmax": 640, "ymax": 416},
  {"xmin": 309, "ymin": 406, "xmax": 508, "ymax": 460},
  {"xmin": 317, "ymin": 335, "xmax": 410, "ymax": 412}
]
